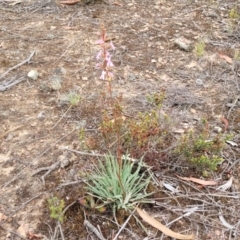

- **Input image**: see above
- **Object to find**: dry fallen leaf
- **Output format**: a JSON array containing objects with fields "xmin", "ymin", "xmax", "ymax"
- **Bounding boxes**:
[
  {"xmin": 59, "ymin": 0, "xmax": 80, "ymax": 5},
  {"xmin": 226, "ymin": 140, "xmax": 238, "ymax": 147},
  {"xmin": 17, "ymin": 223, "xmax": 29, "ymax": 238},
  {"xmin": 136, "ymin": 207, "xmax": 194, "ymax": 240},
  {"xmin": 218, "ymin": 53, "xmax": 233, "ymax": 64},
  {"xmin": 27, "ymin": 232, "xmax": 44, "ymax": 240},
  {"xmin": 216, "ymin": 177, "xmax": 233, "ymax": 191},
  {"xmin": 221, "ymin": 116, "xmax": 229, "ymax": 132},
  {"xmin": 177, "ymin": 175, "xmax": 218, "ymax": 186},
  {"xmin": 0, "ymin": 125, "xmax": 24, "ymax": 139},
  {"xmin": 219, "ymin": 214, "xmax": 235, "ymax": 230},
  {"xmin": 113, "ymin": 1, "xmax": 122, "ymax": 6},
  {"xmin": 173, "ymin": 128, "xmax": 185, "ymax": 134}
]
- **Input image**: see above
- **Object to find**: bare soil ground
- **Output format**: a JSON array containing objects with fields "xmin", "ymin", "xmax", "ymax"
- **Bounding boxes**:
[{"xmin": 0, "ymin": 0, "xmax": 240, "ymax": 239}]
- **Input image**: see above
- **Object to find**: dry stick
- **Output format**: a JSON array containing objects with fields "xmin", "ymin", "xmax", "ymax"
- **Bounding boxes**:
[
  {"xmin": 113, "ymin": 208, "xmax": 137, "ymax": 240},
  {"xmin": 58, "ymin": 221, "xmax": 65, "ymax": 240},
  {"xmin": 0, "ymin": 125, "xmax": 24, "ymax": 139},
  {"xmin": 0, "ymin": 77, "xmax": 25, "ymax": 92},
  {"xmin": 58, "ymin": 180, "xmax": 83, "ymax": 188},
  {"xmin": 2, "ymin": 129, "xmax": 76, "ymax": 188},
  {"xmin": 227, "ymin": 95, "xmax": 239, "ymax": 119},
  {"xmin": 63, "ymin": 147, "xmax": 105, "ymax": 157},
  {"xmin": 51, "ymin": 105, "xmax": 72, "ymax": 130},
  {"xmin": 84, "ymin": 220, "xmax": 106, "ymax": 240},
  {"xmin": 62, "ymin": 201, "xmax": 77, "ymax": 216},
  {"xmin": 32, "ymin": 161, "xmax": 61, "ymax": 186},
  {"xmin": 52, "ymin": 43, "xmax": 74, "ymax": 65},
  {"xmin": 0, "ymin": 51, "xmax": 35, "ymax": 80}
]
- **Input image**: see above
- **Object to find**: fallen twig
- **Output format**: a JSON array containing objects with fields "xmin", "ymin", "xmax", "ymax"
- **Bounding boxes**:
[
  {"xmin": 63, "ymin": 147, "xmax": 104, "ymax": 157},
  {"xmin": 32, "ymin": 161, "xmax": 61, "ymax": 186},
  {"xmin": 84, "ymin": 220, "xmax": 106, "ymax": 240},
  {"xmin": 58, "ymin": 221, "xmax": 65, "ymax": 240},
  {"xmin": 0, "ymin": 125, "xmax": 24, "ymax": 139},
  {"xmin": 0, "ymin": 51, "xmax": 35, "ymax": 80},
  {"xmin": 113, "ymin": 208, "xmax": 136, "ymax": 240},
  {"xmin": 58, "ymin": 180, "xmax": 83, "ymax": 188},
  {"xmin": 0, "ymin": 77, "xmax": 25, "ymax": 91}
]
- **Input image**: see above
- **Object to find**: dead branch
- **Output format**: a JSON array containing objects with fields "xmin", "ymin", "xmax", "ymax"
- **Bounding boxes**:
[{"xmin": 0, "ymin": 51, "xmax": 35, "ymax": 80}]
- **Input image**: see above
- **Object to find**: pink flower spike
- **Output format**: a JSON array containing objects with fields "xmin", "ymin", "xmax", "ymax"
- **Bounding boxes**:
[
  {"xmin": 96, "ymin": 50, "xmax": 103, "ymax": 60},
  {"xmin": 106, "ymin": 56, "xmax": 114, "ymax": 67},
  {"xmin": 110, "ymin": 41, "xmax": 115, "ymax": 50},
  {"xmin": 100, "ymin": 71, "xmax": 106, "ymax": 80},
  {"xmin": 108, "ymin": 72, "xmax": 114, "ymax": 78},
  {"xmin": 96, "ymin": 39, "xmax": 104, "ymax": 44},
  {"xmin": 95, "ymin": 63, "xmax": 101, "ymax": 69}
]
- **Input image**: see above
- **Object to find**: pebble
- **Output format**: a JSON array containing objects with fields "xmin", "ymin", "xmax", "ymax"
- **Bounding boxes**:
[
  {"xmin": 195, "ymin": 79, "xmax": 203, "ymax": 85},
  {"xmin": 27, "ymin": 70, "xmax": 38, "ymax": 80}
]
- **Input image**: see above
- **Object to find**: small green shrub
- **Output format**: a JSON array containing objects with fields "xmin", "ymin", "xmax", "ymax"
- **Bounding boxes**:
[
  {"xmin": 176, "ymin": 121, "xmax": 227, "ymax": 172},
  {"xmin": 85, "ymin": 154, "xmax": 154, "ymax": 211},
  {"xmin": 47, "ymin": 197, "xmax": 65, "ymax": 223},
  {"xmin": 67, "ymin": 90, "xmax": 81, "ymax": 106},
  {"xmin": 234, "ymin": 49, "xmax": 240, "ymax": 61},
  {"xmin": 229, "ymin": 7, "xmax": 239, "ymax": 20},
  {"xmin": 190, "ymin": 155, "xmax": 223, "ymax": 171},
  {"xmin": 194, "ymin": 40, "xmax": 205, "ymax": 57}
]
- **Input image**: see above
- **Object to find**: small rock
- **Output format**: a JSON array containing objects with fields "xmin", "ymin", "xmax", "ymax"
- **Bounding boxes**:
[
  {"xmin": 5, "ymin": 133, "xmax": 13, "ymax": 141},
  {"xmin": 50, "ymin": 76, "xmax": 62, "ymax": 90},
  {"xmin": 213, "ymin": 126, "xmax": 222, "ymax": 133},
  {"xmin": 195, "ymin": 79, "xmax": 203, "ymax": 85},
  {"xmin": 82, "ymin": 77, "xmax": 88, "ymax": 81},
  {"xmin": 58, "ymin": 155, "xmax": 70, "ymax": 168},
  {"xmin": 190, "ymin": 108, "xmax": 196, "ymax": 114},
  {"xmin": 27, "ymin": 70, "xmax": 38, "ymax": 80},
  {"xmin": 37, "ymin": 111, "xmax": 46, "ymax": 120},
  {"xmin": 53, "ymin": 67, "xmax": 67, "ymax": 75},
  {"xmin": 174, "ymin": 37, "xmax": 192, "ymax": 51}
]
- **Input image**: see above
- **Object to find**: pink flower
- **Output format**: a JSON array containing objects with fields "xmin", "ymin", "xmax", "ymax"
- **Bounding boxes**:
[
  {"xmin": 96, "ymin": 39, "xmax": 104, "ymax": 44},
  {"xmin": 110, "ymin": 41, "xmax": 115, "ymax": 50},
  {"xmin": 106, "ymin": 56, "xmax": 114, "ymax": 67},
  {"xmin": 108, "ymin": 72, "xmax": 114, "ymax": 78},
  {"xmin": 100, "ymin": 71, "xmax": 106, "ymax": 80},
  {"xmin": 96, "ymin": 50, "xmax": 103, "ymax": 60}
]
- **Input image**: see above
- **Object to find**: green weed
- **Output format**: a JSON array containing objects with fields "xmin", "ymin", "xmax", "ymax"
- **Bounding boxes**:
[
  {"xmin": 176, "ymin": 124, "xmax": 227, "ymax": 172},
  {"xmin": 229, "ymin": 7, "xmax": 239, "ymax": 20},
  {"xmin": 47, "ymin": 197, "xmax": 65, "ymax": 223},
  {"xmin": 194, "ymin": 40, "xmax": 205, "ymax": 57}
]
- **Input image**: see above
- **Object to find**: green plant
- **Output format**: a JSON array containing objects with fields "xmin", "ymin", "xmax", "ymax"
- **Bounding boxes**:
[
  {"xmin": 47, "ymin": 197, "xmax": 65, "ymax": 223},
  {"xmin": 234, "ymin": 49, "xmax": 240, "ymax": 61},
  {"xmin": 194, "ymin": 40, "xmax": 205, "ymax": 57},
  {"xmin": 67, "ymin": 90, "xmax": 81, "ymax": 106},
  {"xmin": 190, "ymin": 155, "xmax": 223, "ymax": 171},
  {"xmin": 147, "ymin": 91, "xmax": 165, "ymax": 108},
  {"xmin": 177, "ymin": 131, "xmax": 225, "ymax": 172},
  {"xmin": 51, "ymin": 90, "xmax": 81, "ymax": 129},
  {"xmin": 127, "ymin": 110, "xmax": 160, "ymax": 148},
  {"xmin": 229, "ymin": 7, "xmax": 239, "ymax": 20},
  {"xmin": 85, "ymin": 154, "xmax": 154, "ymax": 211},
  {"xmin": 227, "ymin": 6, "xmax": 239, "ymax": 33}
]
